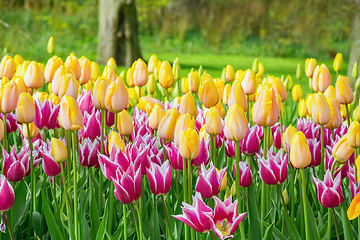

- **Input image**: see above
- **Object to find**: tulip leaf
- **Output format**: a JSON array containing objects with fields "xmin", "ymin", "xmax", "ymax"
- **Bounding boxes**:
[
  {"xmin": 216, "ymin": 145, "xmax": 225, "ymax": 169},
  {"xmin": 32, "ymin": 211, "xmax": 42, "ymax": 237},
  {"xmin": 247, "ymin": 184, "xmax": 261, "ymax": 240},
  {"xmin": 96, "ymin": 200, "xmax": 109, "ymax": 240},
  {"xmin": 303, "ymin": 191, "xmax": 321, "ymax": 240},
  {"xmin": 42, "ymin": 190, "xmax": 65, "ymax": 240},
  {"xmin": 11, "ymin": 180, "xmax": 27, "ymax": 230},
  {"xmin": 341, "ymin": 202, "xmax": 354, "ymax": 240},
  {"xmin": 262, "ymin": 222, "xmax": 274, "ymax": 240},
  {"xmin": 89, "ymin": 180, "xmax": 100, "ymax": 240}
]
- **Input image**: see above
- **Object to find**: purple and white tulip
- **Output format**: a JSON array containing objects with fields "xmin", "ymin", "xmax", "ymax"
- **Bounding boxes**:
[
  {"xmin": 257, "ymin": 148, "xmax": 288, "ymax": 185},
  {"xmin": 79, "ymin": 138, "xmax": 101, "ymax": 168},
  {"xmin": 146, "ymin": 160, "xmax": 172, "ymax": 195},
  {"xmin": 34, "ymin": 98, "xmax": 60, "ymax": 130},
  {"xmin": 195, "ymin": 162, "xmax": 227, "ymax": 199},
  {"xmin": 233, "ymin": 161, "xmax": 252, "ymax": 188},
  {"xmin": 0, "ymin": 175, "xmax": 15, "ymax": 212}
]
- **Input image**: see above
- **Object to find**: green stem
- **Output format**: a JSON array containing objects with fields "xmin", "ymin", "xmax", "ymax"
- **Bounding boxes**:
[
  {"xmin": 161, "ymin": 195, "xmax": 172, "ymax": 238},
  {"xmin": 210, "ymin": 134, "xmax": 215, "ymax": 166},
  {"xmin": 290, "ymin": 167, "xmax": 295, "ymax": 221},
  {"xmin": 247, "ymin": 95, "xmax": 250, "ymax": 125},
  {"xmin": 2, "ymin": 113, "xmax": 8, "ymax": 153},
  {"xmin": 114, "ymin": 112, "xmax": 118, "ymax": 132},
  {"xmin": 136, "ymin": 201, "xmax": 143, "ymax": 240},
  {"xmin": 123, "ymin": 204, "xmax": 128, "ymax": 240},
  {"xmin": 99, "ymin": 110, "xmax": 106, "ymax": 213},
  {"xmin": 26, "ymin": 123, "xmax": 36, "ymax": 214},
  {"xmin": 235, "ymin": 141, "xmax": 245, "ymax": 240},
  {"xmin": 60, "ymin": 164, "xmax": 74, "ymax": 239},
  {"xmin": 153, "ymin": 195, "xmax": 157, "ymax": 240},
  {"xmin": 300, "ymin": 169, "xmax": 310, "ymax": 240},
  {"xmin": 71, "ymin": 132, "xmax": 78, "ymax": 240},
  {"xmin": 212, "ymin": 135, "xmax": 218, "ymax": 166},
  {"xmin": 345, "ymin": 103, "xmax": 350, "ymax": 128},
  {"xmin": 321, "ymin": 125, "xmax": 325, "ymax": 177},
  {"xmin": 331, "ymin": 208, "xmax": 339, "ymax": 240},
  {"xmin": 175, "ymin": 171, "xmax": 180, "ymax": 198},
  {"xmin": 188, "ymin": 159, "xmax": 192, "ymax": 203},
  {"xmin": 183, "ymin": 158, "xmax": 189, "ymax": 240},
  {"xmin": 131, "ymin": 204, "xmax": 140, "ymax": 240},
  {"xmin": 260, "ymin": 127, "xmax": 268, "ymax": 237},
  {"xmin": 108, "ymin": 184, "xmax": 115, "ymax": 234},
  {"xmin": 4, "ymin": 212, "xmax": 14, "ymax": 240},
  {"xmin": 327, "ymin": 208, "xmax": 332, "ymax": 240},
  {"xmin": 65, "ymin": 131, "xmax": 71, "ymax": 185}
]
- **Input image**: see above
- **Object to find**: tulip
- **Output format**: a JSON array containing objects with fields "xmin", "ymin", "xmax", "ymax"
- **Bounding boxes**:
[
  {"xmin": 290, "ymin": 131, "xmax": 311, "ymax": 169},
  {"xmin": 79, "ymin": 138, "xmax": 100, "ymax": 168},
  {"xmin": 33, "ymin": 91, "xmax": 49, "ymax": 103},
  {"xmin": 174, "ymin": 113, "xmax": 195, "ymax": 146},
  {"xmin": 348, "ymin": 191, "xmax": 360, "ymax": 220},
  {"xmin": 312, "ymin": 92, "xmax": 331, "ymax": 125},
  {"xmin": 198, "ymin": 74, "xmax": 219, "ymax": 108},
  {"xmin": 235, "ymin": 70, "xmax": 243, "ymax": 80},
  {"xmin": 51, "ymin": 138, "xmax": 67, "ymax": 163},
  {"xmin": 34, "ymin": 98, "xmax": 60, "ymax": 130},
  {"xmin": 165, "ymin": 142, "xmax": 186, "ymax": 171},
  {"xmin": 179, "ymin": 128, "xmax": 200, "ymax": 160},
  {"xmin": 91, "ymin": 61, "xmax": 101, "ymax": 80},
  {"xmin": 179, "ymin": 92, "xmax": 197, "ymax": 118},
  {"xmin": 181, "ymin": 77, "xmax": 190, "ymax": 94},
  {"xmin": 333, "ymin": 53, "xmax": 343, "ymax": 72},
  {"xmin": 0, "ymin": 56, "xmax": 16, "ymax": 80},
  {"xmin": 47, "ymin": 36, "xmax": 54, "ymax": 54},
  {"xmin": 195, "ymin": 162, "xmax": 227, "ymax": 199},
  {"xmin": 324, "ymin": 98, "xmax": 342, "ymax": 130},
  {"xmin": 336, "ymin": 75, "xmax": 354, "ymax": 105},
  {"xmin": 137, "ymin": 96, "xmax": 164, "ymax": 113},
  {"xmin": 132, "ymin": 59, "xmax": 148, "ymax": 87},
  {"xmin": 272, "ymin": 125, "xmax": 282, "ymax": 149},
  {"xmin": 44, "ymin": 56, "xmax": 63, "ymax": 83},
  {"xmin": 291, "ymin": 84, "xmax": 302, "ymax": 102},
  {"xmin": 253, "ymin": 88, "xmax": 279, "ymax": 127},
  {"xmin": 65, "ymin": 53, "xmax": 81, "ymax": 80},
  {"xmin": 305, "ymin": 58, "xmax": 317, "ymax": 78},
  {"xmin": 78, "ymin": 56, "xmax": 91, "ymax": 85},
  {"xmin": 307, "ymin": 138, "xmax": 321, "ymax": 167},
  {"xmin": 233, "ymin": 161, "xmax": 253, "ymax": 188},
  {"xmin": 108, "ymin": 131, "xmax": 125, "ymax": 153},
  {"xmin": 215, "ymin": 78, "xmax": 225, "ymax": 100},
  {"xmin": 332, "ymin": 133, "xmax": 354, "ymax": 164},
  {"xmin": 0, "ymin": 119, "xmax": 3, "ymax": 142},
  {"xmin": 1, "ymin": 80, "xmax": 19, "ymax": 114},
  {"xmin": 105, "ymin": 57, "xmax": 117, "ymax": 74},
  {"xmin": 117, "ymin": 110, "xmax": 133, "ymax": 136},
  {"xmin": 257, "ymin": 149, "xmax": 288, "ymax": 185},
  {"xmin": 228, "ymin": 80, "xmax": 247, "ymax": 111},
  {"xmin": 158, "ymin": 108, "xmax": 180, "ymax": 142},
  {"xmin": 147, "ymin": 161, "xmax": 172, "ymax": 195},
  {"xmin": 80, "ymin": 111, "xmax": 101, "ymax": 140},
  {"xmin": 205, "ymin": 107, "xmax": 222, "ymax": 136},
  {"xmin": 192, "ymin": 138, "xmax": 210, "ymax": 167},
  {"xmin": 159, "ymin": 61, "xmax": 174, "ymax": 89},
  {"xmin": 296, "ymin": 63, "xmax": 302, "ymax": 80},
  {"xmin": 93, "ymin": 76, "xmax": 109, "ymax": 110},
  {"xmin": 57, "ymin": 72, "xmax": 80, "ymax": 100},
  {"xmin": 275, "ymin": 93, "xmax": 284, "ymax": 117},
  {"xmin": 148, "ymin": 103, "xmax": 164, "ymax": 130},
  {"xmin": 13, "ymin": 54, "xmax": 24, "ymax": 67},
  {"xmin": 0, "ymin": 113, "xmax": 17, "ymax": 134},
  {"xmin": 58, "ymin": 95, "xmax": 84, "ymax": 131},
  {"xmin": 172, "ymin": 57, "xmax": 180, "ymax": 81},
  {"xmin": 347, "ymin": 121, "xmax": 360, "ymax": 148},
  {"xmin": 256, "ymin": 62, "xmax": 264, "ymax": 78},
  {"xmin": 24, "ymin": 61, "xmax": 44, "ymax": 89},
  {"xmin": 313, "ymin": 169, "xmax": 343, "ymax": 208},
  {"xmin": 284, "ymin": 75, "xmax": 294, "ymax": 91},
  {"xmin": 298, "ymin": 99, "xmax": 307, "ymax": 117},
  {"xmin": 15, "ymin": 92, "xmax": 35, "ymax": 124},
  {"xmin": 312, "ymin": 64, "xmax": 332, "ymax": 93},
  {"xmin": 222, "ymin": 84, "xmax": 231, "ymax": 105},
  {"xmin": 240, "ymin": 125, "xmax": 261, "ymax": 155},
  {"xmin": 282, "ymin": 125, "xmax": 297, "ymax": 152},
  {"xmin": 105, "ymin": 77, "xmax": 129, "ymax": 113},
  {"xmin": 267, "ymin": 76, "xmax": 287, "ymax": 101},
  {"xmin": 241, "ymin": 69, "xmax": 256, "ymax": 95},
  {"xmin": 224, "ymin": 103, "xmax": 248, "ymax": 141},
  {"xmin": 147, "ymin": 54, "xmax": 158, "ymax": 74},
  {"xmin": 22, "ymin": 122, "xmax": 39, "ymax": 140},
  {"xmin": 188, "ymin": 71, "xmax": 199, "ymax": 93},
  {"xmin": 147, "ymin": 74, "xmax": 156, "ymax": 94},
  {"xmin": 305, "ymin": 93, "xmax": 314, "ymax": 116},
  {"xmin": 324, "ymin": 85, "xmax": 336, "ymax": 99},
  {"xmin": 0, "ymin": 175, "xmax": 15, "ymax": 212},
  {"xmin": 52, "ymin": 66, "xmax": 75, "ymax": 96}
]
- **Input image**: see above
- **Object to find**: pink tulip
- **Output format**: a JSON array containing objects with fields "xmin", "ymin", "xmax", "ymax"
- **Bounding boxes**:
[
  {"xmin": 98, "ymin": 147, "xmax": 131, "ymax": 181},
  {"xmin": 241, "ymin": 125, "xmax": 261, "ymax": 155},
  {"xmin": 192, "ymin": 138, "xmax": 210, "ymax": 167},
  {"xmin": 146, "ymin": 160, "xmax": 172, "ymax": 195},
  {"xmin": 79, "ymin": 138, "xmax": 101, "ymax": 168},
  {"xmin": 80, "ymin": 111, "xmax": 101, "ymax": 141},
  {"xmin": 271, "ymin": 123, "xmax": 282, "ymax": 150},
  {"xmin": 257, "ymin": 148, "xmax": 288, "ymax": 185},
  {"xmin": 164, "ymin": 141, "xmax": 186, "ymax": 171},
  {"xmin": 313, "ymin": 169, "xmax": 344, "ymax": 208},
  {"xmin": 39, "ymin": 139, "xmax": 65, "ymax": 177},
  {"xmin": 78, "ymin": 89, "xmax": 94, "ymax": 115},
  {"xmin": 0, "ymin": 175, "xmax": 15, "ymax": 212},
  {"xmin": 307, "ymin": 138, "xmax": 321, "ymax": 167},
  {"xmin": 233, "ymin": 161, "xmax": 252, "ymax": 188},
  {"xmin": 225, "ymin": 139, "xmax": 235, "ymax": 158},
  {"xmin": 34, "ymin": 98, "xmax": 60, "ymax": 130},
  {"xmin": 112, "ymin": 162, "xmax": 141, "ymax": 205},
  {"xmin": 147, "ymin": 147, "xmax": 164, "ymax": 166},
  {"xmin": 106, "ymin": 109, "xmax": 115, "ymax": 127},
  {"xmin": 195, "ymin": 162, "xmax": 227, "ymax": 199},
  {"xmin": 0, "ymin": 113, "xmax": 17, "ymax": 133}
]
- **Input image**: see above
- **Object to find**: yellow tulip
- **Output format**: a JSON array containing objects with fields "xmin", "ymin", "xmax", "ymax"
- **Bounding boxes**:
[
  {"xmin": 105, "ymin": 77, "xmax": 129, "ymax": 113},
  {"xmin": 148, "ymin": 103, "xmax": 164, "ymax": 130},
  {"xmin": 179, "ymin": 128, "xmax": 200, "ymax": 160},
  {"xmin": 159, "ymin": 61, "xmax": 174, "ymax": 89},
  {"xmin": 158, "ymin": 108, "xmax": 180, "ymax": 142},
  {"xmin": 225, "ymin": 65, "xmax": 235, "ymax": 82},
  {"xmin": 332, "ymin": 133, "xmax": 355, "ymax": 163},
  {"xmin": 126, "ymin": 67, "xmax": 135, "ymax": 87},
  {"xmin": 215, "ymin": 78, "xmax": 225, "ymax": 100},
  {"xmin": 147, "ymin": 74, "xmax": 156, "ymax": 94},
  {"xmin": 108, "ymin": 131, "xmax": 125, "ymax": 153},
  {"xmin": 64, "ymin": 53, "xmax": 81, "ymax": 80},
  {"xmin": 267, "ymin": 76, "xmax": 287, "ymax": 101},
  {"xmin": 13, "ymin": 54, "xmax": 24, "ymax": 67},
  {"xmin": 282, "ymin": 125, "xmax": 297, "ymax": 152},
  {"xmin": 256, "ymin": 63, "xmax": 265, "ymax": 78},
  {"xmin": 324, "ymin": 85, "xmax": 336, "ymax": 99},
  {"xmin": 24, "ymin": 61, "xmax": 44, "ymax": 89},
  {"xmin": 179, "ymin": 92, "xmax": 197, "ymax": 118},
  {"xmin": 15, "ymin": 60, "xmax": 30, "ymax": 78},
  {"xmin": 83, "ymin": 79, "xmax": 92, "ymax": 93},
  {"xmin": 312, "ymin": 63, "xmax": 332, "ymax": 93},
  {"xmin": 33, "ymin": 91, "xmax": 49, "ymax": 103},
  {"xmin": 214, "ymin": 99, "xmax": 225, "ymax": 119},
  {"xmin": 58, "ymin": 95, "xmax": 84, "ymax": 131},
  {"xmin": 78, "ymin": 56, "xmax": 91, "ymax": 85},
  {"xmin": 133, "ymin": 59, "xmax": 148, "ymax": 87},
  {"xmin": 305, "ymin": 58, "xmax": 317, "ymax": 78},
  {"xmin": 148, "ymin": 54, "xmax": 158, "ymax": 74},
  {"xmin": 241, "ymin": 69, "xmax": 256, "ymax": 95},
  {"xmin": 205, "ymin": 107, "xmax": 223, "ymax": 136},
  {"xmin": 174, "ymin": 113, "xmax": 195, "ymax": 147},
  {"xmin": 93, "ymin": 76, "xmax": 109, "ymax": 110},
  {"xmin": 199, "ymin": 74, "xmax": 219, "ymax": 108},
  {"xmin": 296, "ymin": 63, "xmax": 302, "ymax": 80},
  {"xmin": 324, "ymin": 98, "xmax": 342, "ymax": 130},
  {"xmin": 107, "ymin": 57, "xmax": 117, "ymax": 73},
  {"xmin": 347, "ymin": 121, "xmax": 360, "ymax": 148},
  {"xmin": 91, "ymin": 61, "xmax": 101, "ymax": 80},
  {"xmin": 52, "ymin": 66, "xmax": 75, "ymax": 96},
  {"xmin": 44, "ymin": 56, "xmax": 63, "ymax": 83},
  {"xmin": 354, "ymin": 106, "xmax": 360, "ymax": 122},
  {"xmin": 347, "ymin": 191, "xmax": 360, "ymax": 220},
  {"xmin": 222, "ymin": 84, "xmax": 231, "ymax": 105},
  {"xmin": 172, "ymin": 57, "xmax": 181, "ymax": 81},
  {"xmin": 1, "ymin": 80, "xmax": 19, "ymax": 113},
  {"xmin": 235, "ymin": 70, "xmax": 243, "ymax": 80},
  {"xmin": 181, "ymin": 77, "xmax": 190, "ymax": 94},
  {"xmin": 228, "ymin": 80, "xmax": 248, "ymax": 111},
  {"xmin": 224, "ymin": 102, "xmax": 248, "ymax": 141},
  {"xmin": 0, "ymin": 119, "xmax": 3, "ymax": 142},
  {"xmin": 51, "ymin": 138, "xmax": 67, "ymax": 163},
  {"xmin": 336, "ymin": 75, "xmax": 354, "ymax": 105},
  {"xmin": 291, "ymin": 84, "xmax": 303, "ymax": 102},
  {"xmin": 199, "ymin": 125, "xmax": 210, "ymax": 142},
  {"xmin": 22, "ymin": 122, "xmax": 39, "ymax": 139},
  {"xmin": 16, "ymin": 92, "xmax": 35, "ymax": 123},
  {"xmin": 0, "ymin": 56, "xmax": 16, "ymax": 80},
  {"xmin": 275, "ymin": 93, "xmax": 284, "ymax": 117},
  {"xmin": 117, "ymin": 110, "xmax": 133, "ymax": 136},
  {"xmin": 102, "ymin": 65, "xmax": 117, "ymax": 83},
  {"xmin": 312, "ymin": 92, "xmax": 331, "ymax": 125},
  {"xmin": 252, "ymin": 88, "xmax": 279, "ymax": 127},
  {"xmin": 188, "ymin": 71, "xmax": 199, "ymax": 93},
  {"xmin": 47, "ymin": 36, "xmax": 54, "ymax": 54},
  {"xmin": 58, "ymin": 73, "xmax": 80, "ymax": 100},
  {"xmin": 290, "ymin": 131, "xmax": 311, "ymax": 169},
  {"xmin": 333, "ymin": 53, "xmax": 343, "ymax": 72},
  {"xmin": 50, "ymin": 94, "xmax": 60, "ymax": 105},
  {"xmin": 298, "ymin": 99, "xmax": 307, "ymax": 117},
  {"xmin": 137, "ymin": 96, "xmax": 164, "ymax": 113}
]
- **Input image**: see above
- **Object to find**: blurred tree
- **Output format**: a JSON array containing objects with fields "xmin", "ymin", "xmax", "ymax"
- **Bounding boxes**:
[
  {"xmin": 348, "ymin": 0, "xmax": 360, "ymax": 89},
  {"xmin": 97, "ymin": 0, "xmax": 142, "ymax": 66}
]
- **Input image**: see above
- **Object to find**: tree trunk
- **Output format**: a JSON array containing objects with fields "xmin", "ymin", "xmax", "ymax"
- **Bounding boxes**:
[
  {"xmin": 347, "ymin": 0, "xmax": 360, "ymax": 89},
  {"xmin": 97, "ymin": 0, "xmax": 142, "ymax": 67}
]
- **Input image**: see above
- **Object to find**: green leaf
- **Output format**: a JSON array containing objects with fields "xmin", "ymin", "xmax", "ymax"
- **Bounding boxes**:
[
  {"xmin": 89, "ymin": 180, "xmax": 100, "ymax": 240},
  {"xmin": 42, "ymin": 191, "xmax": 64, "ymax": 240},
  {"xmin": 341, "ymin": 202, "xmax": 354, "ymax": 240},
  {"xmin": 303, "ymin": 190, "xmax": 321, "ymax": 240},
  {"xmin": 11, "ymin": 180, "xmax": 27, "ymax": 229},
  {"xmin": 96, "ymin": 200, "xmax": 109, "ymax": 240},
  {"xmin": 262, "ymin": 222, "xmax": 274, "ymax": 240},
  {"xmin": 32, "ymin": 211, "xmax": 42, "ymax": 237},
  {"xmin": 247, "ymin": 184, "xmax": 261, "ymax": 240}
]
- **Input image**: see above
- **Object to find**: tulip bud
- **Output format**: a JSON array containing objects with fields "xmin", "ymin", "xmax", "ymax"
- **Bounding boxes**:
[
  {"xmin": 188, "ymin": 71, "xmax": 199, "ymax": 93},
  {"xmin": 24, "ymin": 61, "xmax": 44, "ymax": 89},
  {"xmin": 102, "ymin": 65, "xmax": 117, "ymax": 83},
  {"xmin": 324, "ymin": 85, "xmax": 336, "ymax": 99},
  {"xmin": 159, "ymin": 61, "xmax": 174, "ymax": 89},
  {"xmin": 108, "ymin": 131, "xmax": 125, "ymax": 153},
  {"xmin": 231, "ymin": 181, "xmax": 236, "ymax": 196},
  {"xmin": 148, "ymin": 103, "xmax": 164, "ymax": 130},
  {"xmin": 58, "ymin": 95, "xmax": 84, "ymax": 131},
  {"xmin": 305, "ymin": 58, "xmax": 317, "ymax": 78},
  {"xmin": 298, "ymin": 99, "xmax": 307, "ymax": 117},
  {"xmin": 312, "ymin": 92, "xmax": 331, "ymax": 125},
  {"xmin": 117, "ymin": 110, "xmax": 133, "ymax": 136},
  {"xmin": 282, "ymin": 189, "xmax": 289, "ymax": 205},
  {"xmin": 181, "ymin": 77, "xmax": 190, "ymax": 94},
  {"xmin": 179, "ymin": 92, "xmax": 197, "ymax": 118},
  {"xmin": 225, "ymin": 65, "xmax": 235, "ymax": 82},
  {"xmin": 65, "ymin": 53, "xmax": 81, "ymax": 80},
  {"xmin": 174, "ymin": 113, "xmax": 195, "ymax": 147},
  {"xmin": 284, "ymin": 75, "xmax": 294, "ymax": 91},
  {"xmin": 158, "ymin": 108, "xmax": 180, "ymax": 142},
  {"xmin": 44, "ymin": 56, "xmax": 63, "ymax": 83},
  {"xmin": 296, "ymin": 63, "xmax": 302, "ymax": 80},
  {"xmin": 179, "ymin": 128, "xmax": 200, "ymax": 160},
  {"xmin": 256, "ymin": 63, "xmax": 265, "ymax": 78},
  {"xmin": 93, "ymin": 77, "xmax": 109, "ymax": 110},
  {"xmin": 224, "ymin": 103, "xmax": 248, "ymax": 141},
  {"xmin": 290, "ymin": 131, "xmax": 311, "ymax": 169},
  {"xmin": 228, "ymin": 80, "xmax": 248, "ymax": 111},
  {"xmin": 58, "ymin": 73, "xmax": 80, "ymax": 100},
  {"xmin": 148, "ymin": 54, "xmax": 158, "ymax": 74},
  {"xmin": 205, "ymin": 107, "xmax": 222, "ymax": 136},
  {"xmin": 332, "ymin": 134, "xmax": 355, "ymax": 163},
  {"xmin": 291, "ymin": 84, "xmax": 303, "ymax": 102},
  {"xmin": 224, "ymin": 186, "xmax": 231, "ymax": 200},
  {"xmin": 235, "ymin": 69, "xmax": 244, "ymax": 80},
  {"xmin": 198, "ymin": 74, "xmax": 219, "ymax": 108},
  {"xmin": 347, "ymin": 121, "xmax": 360, "ymax": 148},
  {"xmin": 356, "ymin": 77, "xmax": 360, "ymax": 91},
  {"xmin": 0, "ymin": 175, "xmax": 15, "ymax": 212},
  {"xmin": 214, "ymin": 78, "xmax": 225, "ymax": 100},
  {"xmin": 78, "ymin": 56, "xmax": 91, "ymax": 85},
  {"xmin": 241, "ymin": 69, "xmax": 256, "ymax": 95},
  {"xmin": 0, "ymin": 56, "xmax": 16, "ymax": 80},
  {"xmin": 14, "ymin": 54, "xmax": 24, "ymax": 67},
  {"xmin": 252, "ymin": 58, "xmax": 258, "ymax": 73},
  {"xmin": 147, "ymin": 74, "xmax": 156, "ymax": 94},
  {"xmin": 222, "ymin": 84, "xmax": 231, "ymax": 105},
  {"xmin": 133, "ymin": 59, "xmax": 148, "ymax": 87},
  {"xmin": 268, "ymin": 76, "xmax": 287, "ymax": 101},
  {"xmin": 91, "ymin": 61, "xmax": 101, "ymax": 80},
  {"xmin": 172, "ymin": 57, "xmax": 181, "ymax": 81},
  {"xmin": 220, "ymin": 171, "xmax": 227, "ymax": 191},
  {"xmin": 324, "ymin": 98, "xmax": 342, "ymax": 130},
  {"xmin": 47, "ymin": 36, "xmax": 54, "ymax": 54},
  {"xmin": 105, "ymin": 77, "xmax": 129, "ymax": 113},
  {"xmin": 253, "ymin": 88, "xmax": 279, "ymax": 127},
  {"xmin": 13, "ymin": 76, "xmax": 29, "ymax": 94},
  {"xmin": 1, "ymin": 81, "xmax": 19, "ymax": 113},
  {"xmin": 336, "ymin": 75, "xmax": 354, "ymax": 105},
  {"xmin": 51, "ymin": 138, "xmax": 67, "ymax": 163},
  {"xmin": 282, "ymin": 125, "xmax": 297, "ymax": 152},
  {"xmin": 312, "ymin": 64, "xmax": 332, "ymax": 93},
  {"xmin": 333, "ymin": 53, "xmax": 343, "ymax": 72},
  {"xmin": 107, "ymin": 57, "xmax": 117, "ymax": 73},
  {"xmin": 353, "ymin": 63, "xmax": 358, "ymax": 79},
  {"xmin": 16, "ymin": 92, "xmax": 35, "ymax": 123},
  {"xmin": 22, "ymin": 122, "xmax": 39, "ymax": 139}
]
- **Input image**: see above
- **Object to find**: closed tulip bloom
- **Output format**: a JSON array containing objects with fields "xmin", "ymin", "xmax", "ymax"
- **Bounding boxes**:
[
  {"xmin": 179, "ymin": 92, "xmax": 197, "ymax": 118},
  {"xmin": 257, "ymin": 62, "xmax": 265, "ymax": 78},
  {"xmin": 78, "ymin": 56, "xmax": 91, "ymax": 85},
  {"xmin": 64, "ymin": 53, "xmax": 81, "ymax": 80},
  {"xmin": 57, "ymin": 73, "xmax": 80, "ymax": 100},
  {"xmin": 240, "ymin": 125, "xmax": 261, "ymax": 155},
  {"xmin": 126, "ymin": 66, "xmax": 135, "ymax": 87},
  {"xmin": 105, "ymin": 77, "xmax": 129, "ymax": 113},
  {"xmin": 234, "ymin": 161, "xmax": 253, "ymax": 188},
  {"xmin": 312, "ymin": 64, "xmax": 332, "ymax": 92},
  {"xmin": 174, "ymin": 113, "xmax": 195, "ymax": 146},
  {"xmin": 58, "ymin": 95, "xmax": 84, "ymax": 131},
  {"xmin": 91, "ymin": 61, "xmax": 101, "ymax": 80},
  {"xmin": 132, "ymin": 59, "xmax": 148, "ymax": 87},
  {"xmin": 13, "ymin": 54, "xmax": 24, "ymax": 67},
  {"xmin": 117, "ymin": 110, "xmax": 133, "ymax": 136},
  {"xmin": 158, "ymin": 108, "xmax": 180, "ymax": 142},
  {"xmin": 181, "ymin": 77, "xmax": 190, "ymax": 94},
  {"xmin": 93, "ymin": 76, "xmax": 109, "ymax": 110},
  {"xmin": 298, "ymin": 99, "xmax": 307, "ymax": 117},
  {"xmin": 224, "ymin": 103, "xmax": 248, "ymax": 141},
  {"xmin": 147, "ymin": 54, "xmax": 158, "ymax": 74},
  {"xmin": 47, "ymin": 36, "xmax": 54, "ymax": 54},
  {"xmin": 13, "ymin": 76, "xmax": 29, "ymax": 94},
  {"xmin": 333, "ymin": 53, "xmax": 343, "ymax": 72},
  {"xmin": 235, "ymin": 69, "xmax": 243, "ymax": 80},
  {"xmin": 305, "ymin": 58, "xmax": 317, "ymax": 78},
  {"xmin": 312, "ymin": 92, "xmax": 331, "ymax": 125},
  {"xmin": 324, "ymin": 85, "xmax": 336, "ymax": 98},
  {"xmin": 24, "ymin": 61, "xmax": 44, "ymax": 89},
  {"xmin": 51, "ymin": 138, "xmax": 67, "ymax": 163},
  {"xmin": 1, "ymin": 80, "xmax": 19, "ymax": 113},
  {"xmin": 0, "ymin": 175, "xmax": 15, "ymax": 212},
  {"xmin": 14, "ymin": 60, "xmax": 30, "ymax": 78},
  {"xmin": 241, "ymin": 69, "xmax": 256, "ymax": 95},
  {"xmin": 107, "ymin": 57, "xmax": 117, "ymax": 73},
  {"xmin": 172, "ymin": 58, "xmax": 180, "ymax": 80},
  {"xmin": 291, "ymin": 84, "xmax": 302, "ymax": 102},
  {"xmin": 296, "ymin": 63, "xmax": 302, "ymax": 80},
  {"xmin": 192, "ymin": 138, "xmax": 210, "ymax": 167},
  {"xmin": 198, "ymin": 74, "xmax": 219, "ymax": 108},
  {"xmin": 228, "ymin": 80, "xmax": 247, "ymax": 111},
  {"xmin": 275, "ymin": 93, "xmax": 284, "ymax": 117},
  {"xmin": 214, "ymin": 99, "xmax": 225, "ymax": 118},
  {"xmin": 324, "ymin": 98, "xmax": 342, "ymax": 130},
  {"xmin": 267, "ymin": 76, "xmax": 287, "ymax": 101},
  {"xmin": 290, "ymin": 131, "xmax": 311, "ymax": 169},
  {"xmin": 148, "ymin": 103, "xmax": 164, "ymax": 130},
  {"xmin": 44, "ymin": 56, "xmax": 63, "ymax": 83},
  {"xmin": 79, "ymin": 138, "xmax": 101, "ymax": 168},
  {"xmin": 282, "ymin": 125, "xmax": 297, "ymax": 152},
  {"xmin": 284, "ymin": 75, "xmax": 294, "ymax": 91},
  {"xmin": 336, "ymin": 75, "xmax": 354, "ymax": 104},
  {"xmin": 52, "ymin": 66, "xmax": 75, "ymax": 96},
  {"xmin": 147, "ymin": 161, "xmax": 172, "ymax": 195},
  {"xmin": 147, "ymin": 74, "xmax": 156, "ymax": 94},
  {"xmin": 108, "ymin": 131, "xmax": 125, "ymax": 153},
  {"xmin": 179, "ymin": 128, "xmax": 200, "ymax": 160},
  {"xmin": 332, "ymin": 134, "xmax": 354, "ymax": 163},
  {"xmin": 34, "ymin": 98, "xmax": 60, "ymax": 130},
  {"xmin": 223, "ymin": 84, "xmax": 231, "ymax": 105},
  {"xmin": 215, "ymin": 78, "xmax": 225, "ymax": 100},
  {"xmin": 33, "ymin": 91, "xmax": 49, "ymax": 103},
  {"xmin": 159, "ymin": 61, "xmax": 174, "ymax": 89},
  {"xmin": 195, "ymin": 162, "xmax": 227, "ymax": 198},
  {"xmin": 102, "ymin": 65, "xmax": 117, "ymax": 83},
  {"xmin": 188, "ymin": 71, "xmax": 199, "ymax": 93},
  {"xmin": 257, "ymin": 150, "xmax": 288, "ymax": 185},
  {"xmin": 0, "ymin": 56, "xmax": 16, "ymax": 80},
  {"xmin": 347, "ymin": 121, "xmax": 360, "ymax": 148},
  {"xmin": 16, "ymin": 92, "xmax": 35, "ymax": 123},
  {"xmin": 225, "ymin": 65, "xmax": 235, "ymax": 82},
  {"xmin": 205, "ymin": 107, "xmax": 222, "ymax": 135},
  {"xmin": 306, "ymin": 93, "xmax": 314, "ymax": 116},
  {"xmin": 22, "ymin": 122, "xmax": 39, "ymax": 139},
  {"xmin": 137, "ymin": 96, "xmax": 164, "ymax": 113},
  {"xmin": 253, "ymin": 88, "xmax": 279, "ymax": 127}
]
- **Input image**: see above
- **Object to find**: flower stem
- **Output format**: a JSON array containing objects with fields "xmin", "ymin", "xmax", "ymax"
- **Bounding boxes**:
[
  {"xmin": 187, "ymin": 159, "xmax": 192, "ymax": 203},
  {"xmin": 210, "ymin": 231, "xmax": 217, "ymax": 240},
  {"xmin": 345, "ymin": 103, "xmax": 351, "ymax": 128},
  {"xmin": 277, "ymin": 184, "xmax": 292, "ymax": 238},
  {"xmin": 261, "ymin": 127, "xmax": 269, "ymax": 237},
  {"xmin": 327, "ymin": 208, "xmax": 332, "ymax": 240},
  {"xmin": 4, "ymin": 212, "xmax": 14, "ymax": 240},
  {"xmin": 235, "ymin": 141, "xmax": 245, "ymax": 240},
  {"xmin": 153, "ymin": 195, "xmax": 157, "ymax": 240},
  {"xmin": 114, "ymin": 112, "xmax": 118, "ymax": 132},
  {"xmin": 2, "ymin": 113, "xmax": 8, "ymax": 153},
  {"xmin": 247, "ymin": 95, "xmax": 250, "ymax": 125},
  {"xmin": 99, "ymin": 110, "xmax": 106, "ymax": 213},
  {"xmin": 161, "ymin": 195, "xmax": 171, "ymax": 234},
  {"xmin": 290, "ymin": 167, "xmax": 295, "ymax": 221},
  {"xmin": 71, "ymin": 132, "xmax": 79, "ymax": 240},
  {"xmin": 65, "ymin": 131, "xmax": 71, "ymax": 185},
  {"xmin": 136, "ymin": 201, "xmax": 143, "ymax": 240},
  {"xmin": 210, "ymin": 134, "xmax": 215, "ymax": 166},
  {"xmin": 108, "ymin": 184, "xmax": 114, "ymax": 234},
  {"xmin": 183, "ymin": 158, "xmax": 189, "ymax": 240},
  {"xmin": 331, "ymin": 208, "xmax": 340, "ymax": 240},
  {"xmin": 131, "ymin": 204, "xmax": 140, "ymax": 240},
  {"xmin": 300, "ymin": 168, "xmax": 310, "ymax": 240},
  {"xmin": 123, "ymin": 204, "xmax": 128, "ymax": 239},
  {"xmin": 175, "ymin": 171, "xmax": 180, "ymax": 198}
]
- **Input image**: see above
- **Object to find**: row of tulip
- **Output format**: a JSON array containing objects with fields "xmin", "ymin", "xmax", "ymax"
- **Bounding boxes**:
[{"xmin": 0, "ymin": 39, "xmax": 360, "ymax": 240}]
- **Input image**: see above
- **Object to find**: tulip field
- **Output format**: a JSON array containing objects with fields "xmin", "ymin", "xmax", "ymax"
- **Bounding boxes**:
[{"xmin": 0, "ymin": 40, "xmax": 360, "ymax": 240}]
